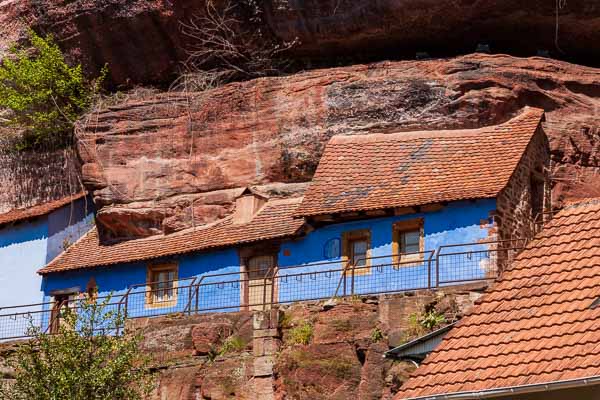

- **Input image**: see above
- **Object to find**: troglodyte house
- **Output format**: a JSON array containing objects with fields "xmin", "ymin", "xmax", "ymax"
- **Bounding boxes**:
[
  {"xmin": 37, "ymin": 107, "xmax": 549, "ymax": 324},
  {"xmin": 0, "ymin": 193, "xmax": 93, "ymax": 310}
]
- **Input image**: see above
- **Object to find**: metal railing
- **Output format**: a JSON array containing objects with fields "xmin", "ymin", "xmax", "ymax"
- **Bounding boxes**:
[{"xmin": 0, "ymin": 239, "xmax": 528, "ymax": 341}]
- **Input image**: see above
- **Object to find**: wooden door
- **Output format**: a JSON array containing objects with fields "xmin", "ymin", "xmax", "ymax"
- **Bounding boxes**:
[{"xmin": 246, "ymin": 255, "xmax": 276, "ymax": 310}]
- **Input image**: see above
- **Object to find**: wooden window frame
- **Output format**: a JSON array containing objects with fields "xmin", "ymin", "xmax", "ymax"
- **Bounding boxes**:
[
  {"xmin": 49, "ymin": 290, "xmax": 79, "ymax": 334},
  {"xmin": 342, "ymin": 229, "xmax": 372, "ymax": 276},
  {"xmin": 145, "ymin": 263, "xmax": 179, "ymax": 309},
  {"xmin": 392, "ymin": 218, "xmax": 425, "ymax": 267}
]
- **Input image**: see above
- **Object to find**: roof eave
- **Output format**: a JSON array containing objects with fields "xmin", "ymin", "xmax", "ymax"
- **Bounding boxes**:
[
  {"xmin": 402, "ymin": 375, "xmax": 600, "ymax": 400},
  {"xmin": 296, "ymin": 196, "xmax": 498, "ymax": 219},
  {"xmin": 385, "ymin": 323, "xmax": 456, "ymax": 358},
  {"xmin": 37, "ymin": 228, "xmax": 306, "ymax": 276}
]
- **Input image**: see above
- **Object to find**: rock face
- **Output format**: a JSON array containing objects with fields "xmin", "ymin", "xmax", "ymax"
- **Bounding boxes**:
[
  {"xmin": 139, "ymin": 292, "xmax": 469, "ymax": 400},
  {"xmin": 77, "ymin": 54, "xmax": 600, "ymax": 240},
  {"xmin": 0, "ymin": 147, "xmax": 82, "ymax": 214},
  {"xmin": 1, "ymin": 0, "xmax": 599, "ymax": 86}
]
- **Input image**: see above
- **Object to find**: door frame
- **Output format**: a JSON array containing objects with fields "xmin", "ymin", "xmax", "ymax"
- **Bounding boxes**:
[{"xmin": 239, "ymin": 243, "xmax": 280, "ymax": 310}]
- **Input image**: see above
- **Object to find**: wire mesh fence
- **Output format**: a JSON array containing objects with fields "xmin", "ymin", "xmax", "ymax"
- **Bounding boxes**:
[{"xmin": 0, "ymin": 239, "xmax": 527, "ymax": 341}]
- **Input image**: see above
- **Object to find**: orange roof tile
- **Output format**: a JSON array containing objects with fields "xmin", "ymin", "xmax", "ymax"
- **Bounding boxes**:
[
  {"xmin": 39, "ymin": 197, "xmax": 305, "ymax": 275},
  {"xmin": 395, "ymin": 198, "xmax": 600, "ymax": 399},
  {"xmin": 0, "ymin": 193, "xmax": 87, "ymax": 227},
  {"xmin": 295, "ymin": 107, "xmax": 545, "ymax": 217}
]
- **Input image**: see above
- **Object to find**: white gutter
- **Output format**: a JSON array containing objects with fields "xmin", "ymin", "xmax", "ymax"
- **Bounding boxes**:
[{"xmin": 403, "ymin": 375, "xmax": 600, "ymax": 400}]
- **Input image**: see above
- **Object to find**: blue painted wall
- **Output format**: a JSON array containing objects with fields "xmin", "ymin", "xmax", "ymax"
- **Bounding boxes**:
[
  {"xmin": 40, "ymin": 198, "xmax": 496, "ymax": 319},
  {"xmin": 0, "ymin": 197, "xmax": 94, "ymax": 310},
  {"xmin": 275, "ymin": 199, "xmax": 496, "ymax": 303}
]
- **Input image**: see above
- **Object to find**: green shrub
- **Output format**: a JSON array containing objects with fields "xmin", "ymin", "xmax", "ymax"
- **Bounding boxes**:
[
  {"xmin": 288, "ymin": 321, "xmax": 313, "ymax": 345},
  {"xmin": 218, "ymin": 335, "xmax": 247, "ymax": 355},
  {"xmin": 0, "ymin": 296, "xmax": 154, "ymax": 400},
  {"xmin": 0, "ymin": 30, "xmax": 106, "ymax": 151},
  {"xmin": 420, "ymin": 309, "xmax": 446, "ymax": 331},
  {"xmin": 370, "ymin": 327, "xmax": 384, "ymax": 342}
]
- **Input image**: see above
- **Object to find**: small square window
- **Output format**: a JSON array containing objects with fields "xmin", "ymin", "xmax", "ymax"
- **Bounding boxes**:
[
  {"xmin": 393, "ymin": 219, "xmax": 424, "ymax": 266},
  {"xmin": 146, "ymin": 263, "xmax": 178, "ymax": 309}
]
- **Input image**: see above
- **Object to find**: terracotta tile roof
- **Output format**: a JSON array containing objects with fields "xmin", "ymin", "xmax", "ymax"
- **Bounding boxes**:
[
  {"xmin": 0, "ymin": 192, "xmax": 87, "ymax": 227},
  {"xmin": 395, "ymin": 198, "xmax": 600, "ymax": 399},
  {"xmin": 39, "ymin": 197, "xmax": 305, "ymax": 275},
  {"xmin": 295, "ymin": 107, "xmax": 545, "ymax": 217}
]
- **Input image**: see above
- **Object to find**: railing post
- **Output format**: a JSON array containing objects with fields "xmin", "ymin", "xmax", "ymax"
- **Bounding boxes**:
[
  {"xmin": 427, "ymin": 254, "xmax": 432, "ymax": 289},
  {"xmin": 350, "ymin": 263, "xmax": 356, "ymax": 296},
  {"xmin": 343, "ymin": 262, "xmax": 347, "ymax": 297},
  {"xmin": 270, "ymin": 268, "xmax": 277, "ymax": 308},
  {"xmin": 116, "ymin": 300, "xmax": 122, "ymax": 336},
  {"xmin": 187, "ymin": 284, "xmax": 193, "ymax": 315},
  {"xmin": 435, "ymin": 249, "xmax": 440, "ymax": 288},
  {"xmin": 123, "ymin": 291, "xmax": 129, "ymax": 321}
]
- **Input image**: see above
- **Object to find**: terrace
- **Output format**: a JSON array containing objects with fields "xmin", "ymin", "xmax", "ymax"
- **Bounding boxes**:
[{"xmin": 0, "ymin": 238, "xmax": 527, "ymax": 341}]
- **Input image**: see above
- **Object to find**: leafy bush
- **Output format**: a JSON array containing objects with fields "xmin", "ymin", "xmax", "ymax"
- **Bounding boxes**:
[
  {"xmin": 370, "ymin": 327, "xmax": 384, "ymax": 342},
  {"xmin": 404, "ymin": 307, "xmax": 447, "ymax": 342},
  {"xmin": 0, "ymin": 295, "xmax": 153, "ymax": 400},
  {"xmin": 420, "ymin": 309, "xmax": 446, "ymax": 331},
  {"xmin": 0, "ymin": 30, "xmax": 106, "ymax": 151},
  {"xmin": 288, "ymin": 321, "xmax": 313, "ymax": 345},
  {"xmin": 219, "ymin": 335, "xmax": 247, "ymax": 355}
]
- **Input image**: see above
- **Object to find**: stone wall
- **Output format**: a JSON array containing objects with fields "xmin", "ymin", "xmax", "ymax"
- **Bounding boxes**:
[
  {"xmin": 0, "ymin": 287, "xmax": 486, "ymax": 400},
  {"xmin": 133, "ymin": 287, "xmax": 486, "ymax": 400},
  {"xmin": 496, "ymin": 125, "xmax": 551, "ymax": 242}
]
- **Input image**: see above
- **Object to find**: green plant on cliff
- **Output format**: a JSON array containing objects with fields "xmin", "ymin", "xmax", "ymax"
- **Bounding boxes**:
[
  {"xmin": 0, "ymin": 295, "xmax": 154, "ymax": 400},
  {"xmin": 0, "ymin": 30, "xmax": 106, "ymax": 151},
  {"xmin": 371, "ymin": 327, "xmax": 384, "ymax": 342},
  {"xmin": 405, "ymin": 307, "xmax": 447, "ymax": 341},
  {"xmin": 420, "ymin": 309, "xmax": 446, "ymax": 331},
  {"xmin": 288, "ymin": 321, "xmax": 313, "ymax": 345},
  {"xmin": 219, "ymin": 335, "xmax": 247, "ymax": 355}
]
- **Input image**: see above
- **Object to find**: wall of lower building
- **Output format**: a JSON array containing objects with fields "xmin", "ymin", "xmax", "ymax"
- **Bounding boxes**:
[
  {"xmin": 41, "ymin": 247, "xmax": 243, "ymax": 317},
  {"xmin": 496, "ymin": 126, "xmax": 551, "ymax": 242},
  {"xmin": 40, "ymin": 198, "xmax": 498, "ymax": 321},
  {"xmin": 0, "ymin": 197, "xmax": 93, "ymax": 338},
  {"xmin": 0, "ymin": 217, "xmax": 49, "ymax": 311},
  {"xmin": 277, "ymin": 199, "xmax": 497, "ymax": 303}
]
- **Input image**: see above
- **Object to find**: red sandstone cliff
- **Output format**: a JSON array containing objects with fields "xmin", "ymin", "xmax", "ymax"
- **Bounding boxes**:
[
  {"xmin": 76, "ymin": 54, "xmax": 600, "ymax": 240},
  {"xmin": 1, "ymin": 0, "xmax": 599, "ymax": 86}
]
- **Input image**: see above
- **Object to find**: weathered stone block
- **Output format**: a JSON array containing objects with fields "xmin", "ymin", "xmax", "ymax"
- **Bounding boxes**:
[
  {"xmin": 253, "ymin": 376, "xmax": 274, "ymax": 400},
  {"xmin": 254, "ymin": 356, "xmax": 275, "ymax": 377},
  {"xmin": 253, "ymin": 328, "xmax": 279, "ymax": 339},
  {"xmin": 253, "ymin": 337, "xmax": 281, "ymax": 357}
]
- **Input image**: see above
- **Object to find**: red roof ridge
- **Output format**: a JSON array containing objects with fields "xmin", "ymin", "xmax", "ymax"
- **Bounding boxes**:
[{"xmin": 330, "ymin": 107, "xmax": 544, "ymax": 145}]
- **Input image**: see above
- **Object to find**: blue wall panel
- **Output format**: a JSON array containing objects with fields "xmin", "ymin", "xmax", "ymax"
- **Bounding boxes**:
[
  {"xmin": 0, "ymin": 218, "xmax": 48, "ymax": 312},
  {"xmin": 0, "ymin": 197, "xmax": 94, "ymax": 338},
  {"xmin": 41, "ymin": 199, "xmax": 497, "ymax": 318}
]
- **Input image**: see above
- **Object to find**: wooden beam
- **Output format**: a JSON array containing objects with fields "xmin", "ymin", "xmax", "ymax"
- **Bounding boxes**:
[
  {"xmin": 420, "ymin": 203, "xmax": 445, "ymax": 213},
  {"xmin": 394, "ymin": 207, "xmax": 417, "ymax": 216}
]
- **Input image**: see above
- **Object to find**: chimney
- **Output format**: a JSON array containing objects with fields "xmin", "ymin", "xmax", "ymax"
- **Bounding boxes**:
[{"xmin": 232, "ymin": 188, "xmax": 267, "ymax": 225}]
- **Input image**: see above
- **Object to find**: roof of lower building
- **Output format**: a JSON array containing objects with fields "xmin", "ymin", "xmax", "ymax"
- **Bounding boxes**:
[
  {"xmin": 38, "ymin": 197, "xmax": 305, "ymax": 275},
  {"xmin": 295, "ymin": 107, "xmax": 545, "ymax": 217},
  {"xmin": 395, "ymin": 198, "xmax": 600, "ymax": 399},
  {"xmin": 385, "ymin": 323, "xmax": 456, "ymax": 361},
  {"xmin": 0, "ymin": 192, "xmax": 87, "ymax": 227}
]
